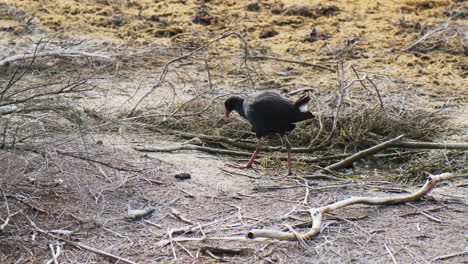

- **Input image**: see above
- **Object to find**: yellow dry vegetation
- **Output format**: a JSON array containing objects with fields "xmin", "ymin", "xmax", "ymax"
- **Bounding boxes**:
[{"xmin": 6, "ymin": 0, "xmax": 467, "ymax": 94}]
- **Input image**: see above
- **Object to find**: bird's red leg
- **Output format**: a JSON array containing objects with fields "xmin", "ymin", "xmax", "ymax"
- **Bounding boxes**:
[
  {"xmin": 226, "ymin": 140, "xmax": 261, "ymax": 171},
  {"xmin": 282, "ymin": 136, "xmax": 294, "ymax": 177}
]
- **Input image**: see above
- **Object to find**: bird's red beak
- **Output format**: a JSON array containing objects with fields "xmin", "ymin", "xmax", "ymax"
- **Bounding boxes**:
[{"xmin": 224, "ymin": 109, "xmax": 231, "ymax": 119}]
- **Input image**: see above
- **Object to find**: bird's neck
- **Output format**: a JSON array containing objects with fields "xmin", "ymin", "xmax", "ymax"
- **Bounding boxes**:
[{"xmin": 234, "ymin": 99, "xmax": 247, "ymax": 118}]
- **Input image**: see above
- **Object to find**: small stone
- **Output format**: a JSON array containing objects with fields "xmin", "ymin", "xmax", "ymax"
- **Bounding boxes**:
[{"xmin": 174, "ymin": 172, "xmax": 191, "ymax": 180}]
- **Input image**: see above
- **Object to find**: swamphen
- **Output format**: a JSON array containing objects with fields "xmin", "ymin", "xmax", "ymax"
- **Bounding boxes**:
[{"xmin": 224, "ymin": 91, "xmax": 313, "ymax": 176}]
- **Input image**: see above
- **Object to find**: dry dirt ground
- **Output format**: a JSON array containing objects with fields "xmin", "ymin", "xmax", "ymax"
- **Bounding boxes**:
[{"xmin": 1, "ymin": 0, "xmax": 467, "ymax": 264}]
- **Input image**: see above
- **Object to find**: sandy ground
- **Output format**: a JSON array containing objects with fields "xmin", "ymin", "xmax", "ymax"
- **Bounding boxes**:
[{"xmin": 0, "ymin": 0, "xmax": 467, "ymax": 263}]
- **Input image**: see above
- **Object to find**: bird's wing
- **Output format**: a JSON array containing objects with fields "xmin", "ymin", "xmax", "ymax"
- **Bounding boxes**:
[{"xmin": 245, "ymin": 93, "xmax": 296, "ymax": 136}]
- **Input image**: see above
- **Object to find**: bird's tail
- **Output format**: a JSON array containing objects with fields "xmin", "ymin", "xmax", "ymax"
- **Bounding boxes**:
[
  {"xmin": 293, "ymin": 93, "xmax": 314, "ymax": 122},
  {"xmin": 294, "ymin": 93, "xmax": 311, "ymax": 113}
]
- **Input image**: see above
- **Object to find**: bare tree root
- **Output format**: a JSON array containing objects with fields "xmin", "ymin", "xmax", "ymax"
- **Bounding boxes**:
[{"xmin": 247, "ymin": 172, "xmax": 454, "ymax": 241}]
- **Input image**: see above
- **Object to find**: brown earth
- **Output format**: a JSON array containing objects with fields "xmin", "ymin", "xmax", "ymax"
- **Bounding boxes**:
[{"xmin": 0, "ymin": 0, "xmax": 467, "ymax": 263}]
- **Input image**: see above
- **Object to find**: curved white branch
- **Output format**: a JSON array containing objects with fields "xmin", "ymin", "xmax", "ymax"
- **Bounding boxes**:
[
  {"xmin": 247, "ymin": 172, "xmax": 454, "ymax": 241},
  {"xmin": 0, "ymin": 50, "xmax": 112, "ymax": 67}
]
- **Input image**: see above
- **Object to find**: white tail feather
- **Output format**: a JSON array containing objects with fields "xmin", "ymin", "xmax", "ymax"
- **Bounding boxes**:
[{"xmin": 298, "ymin": 103, "xmax": 308, "ymax": 113}]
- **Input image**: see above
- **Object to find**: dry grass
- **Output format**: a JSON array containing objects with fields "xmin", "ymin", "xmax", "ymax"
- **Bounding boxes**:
[{"xmin": 1, "ymin": 142, "xmax": 467, "ymax": 263}]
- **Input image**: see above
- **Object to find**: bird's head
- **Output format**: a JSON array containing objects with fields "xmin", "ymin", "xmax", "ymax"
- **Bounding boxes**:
[{"xmin": 224, "ymin": 96, "xmax": 244, "ymax": 119}]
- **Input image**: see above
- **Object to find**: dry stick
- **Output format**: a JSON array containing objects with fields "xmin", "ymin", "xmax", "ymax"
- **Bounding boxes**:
[
  {"xmin": 169, "ymin": 130, "xmax": 256, "ymax": 150},
  {"xmin": 201, "ymin": 246, "xmax": 252, "ymax": 256},
  {"xmin": 430, "ymin": 250, "xmax": 468, "ymax": 262},
  {"xmin": 134, "ymin": 144, "xmax": 346, "ymax": 162},
  {"xmin": 351, "ymin": 66, "xmax": 372, "ymax": 94},
  {"xmin": 366, "ymin": 76, "xmax": 388, "ymax": 117},
  {"xmin": 25, "ymin": 215, "xmax": 139, "ymax": 264},
  {"xmin": 389, "ymin": 141, "xmax": 468, "ymax": 150},
  {"xmin": 323, "ymin": 135, "xmax": 405, "ymax": 171},
  {"xmin": 0, "ymin": 49, "xmax": 112, "ymax": 67},
  {"xmin": 157, "ymin": 236, "xmax": 253, "ymax": 247},
  {"xmin": 0, "ymin": 189, "xmax": 14, "ymax": 231},
  {"xmin": 247, "ymin": 172, "xmax": 454, "ymax": 241},
  {"xmin": 403, "ymin": 25, "xmax": 452, "ymax": 51},
  {"xmin": 46, "ymin": 243, "xmax": 63, "ymax": 264},
  {"xmin": 170, "ymin": 208, "xmax": 194, "ymax": 225},
  {"xmin": 167, "ymin": 215, "xmax": 238, "ymax": 238},
  {"xmin": 384, "ymin": 243, "xmax": 398, "ymax": 264},
  {"xmin": 244, "ymin": 55, "xmax": 336, "ymax": 72},
  {"xmin": 128, "ymin": 31, "xmax": 250, "ymax": 116},
  {"xmin": 135, "ymin": 144, "xmax": 251, "ymax": 157}
]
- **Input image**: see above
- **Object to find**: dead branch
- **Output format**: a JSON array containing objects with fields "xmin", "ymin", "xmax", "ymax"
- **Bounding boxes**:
[
  {"xmin": 0, "ymin": 189, "xmax": 17, "ymax": 231},
  {"xmin": 170, "ymin": 208, "xmax": 193, "ymax": 225},
  {"xmin": 157, "ymin": 236, "xmax": 252, "ymax": 247},
  {"xmin": 167, "ymin": 215, "xmax": 237, "ymax": 237},
  {"xmin": 389, "ymin": 141, "xmax": 468, "ymax": 150},
  {"xmin": 247, "ymin": 172, "xmax": 454, "ymax": 241},
  {"xmin": 0, "ymin": 49, "xmax": 112, "ymax": 67},
  {"xmin": 25, "ymin": 214, "xmax": 140, "ymax": 264},
  {"xmin": 365, "ymin": 76, "xmax": 388, "ymax": 117},
  {"xmin": 244, "ymin": 55, "xmax": 336, "ymax": 72},
  {"xmin": 430, "ymin": 250, "xmax": 467, "ymax": 262},
  {"xmin": 201, "ymin": 246, "xmax": 252, "ymax": 256},
  {"xmin": 323, "ymin": 135, "xmax": 404, "ymax": 171},
  {"xmin": 403, "ymin": 23, "xmax": 462, "ymax": 52},
  {"xmin": 128, "ymin": 31, "xmax": 253, "ymax": 116},
  {"xmin": 134, "ymin": 144, "xmax": 348, "ymax": 163},
  {"xmin": 46, "ymin": 242, "xmax": 63, "ymax": 264},
  {"xmin": 136, "ymin": 142, "xmax": 411, "ymax": 165},
  {"xmin": 24, "ymin": 148, "xmax": 143, "ymax": 173},
  {"xmin": 135, "ymin": 144, "xmax": 252, "ymax": 157}
]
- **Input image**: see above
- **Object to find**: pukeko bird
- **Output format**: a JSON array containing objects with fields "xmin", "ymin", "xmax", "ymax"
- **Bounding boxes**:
[{"xmin": 224, "ymin": 91, "xmax": 313, "ymax": 176}]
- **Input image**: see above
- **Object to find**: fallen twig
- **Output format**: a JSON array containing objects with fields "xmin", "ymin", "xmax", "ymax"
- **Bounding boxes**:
[
  {"xmin": 403, "ymin": 23, "xmax": 459, "ymax": 52},
  {"xmin": 0, "ymin": 49, "xmax": 112, "ymax": 67},
  {"xmin": 430, "ymin": 250, "xmax": 467, "ymax": 262},
  {"xmin": 128, "ymin": 31, "xmax": 253, "ymax": 116},
  {"xmin": 365, "ymin": 76, "xmax": 388, "ymax": 117},
  {"xmin": 0, "ymin": 189, "xmax": 16, "ymax": 231},
  {"xmin": 201, "ymin": 246, "xmax": 252, "ymax": 256},
  {"xmin": 134, "ymin": 144, "xmax": 346, "ymax": 163},
  {"xmin": 135, "ymin": 144, "xmax": 252, "ymax": 157},
  {"xmin": 168, "ymin": 215, "xmax": 237, "ymax": 237},
  {"xmin": 389, "ymin": 141, "xmax": 468, "ymax": 150},
  {"xmin": 46, "ymin": 242, "xmax": 63, "ymax": 264},
  {"xmin": 323, "ymin": 135, "xmax": 404, "ymax": 171},
  {"xmin": 157, "ymin": 236, "xmax": 252, "ymax": 247},
  {"xmin": 247, "ymin": 172, "xmax": 454, "ymax": 241},
  {"xmin": 243, "ymin": 55, "xmax": 336, "ymax": 72},
  {"xmin": 25, "ymin": 214, "xmax": 139, "ymax": 264},
  {"xmin": 170, "ymin": 208, "xmax": 193, "ymax": 225}
]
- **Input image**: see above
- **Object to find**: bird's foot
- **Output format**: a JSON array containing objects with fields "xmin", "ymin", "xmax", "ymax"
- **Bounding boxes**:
[
  {"xmin": 280, "ymin": 171, "xmax": 295, "ymax": 178},
  {"xmin": 225, "ymin": 163, "xmax": 258, "ymax": 172}
]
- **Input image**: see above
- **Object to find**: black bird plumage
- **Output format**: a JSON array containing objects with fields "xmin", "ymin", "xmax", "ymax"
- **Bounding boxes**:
[{"xmin": 224, "ymin": 91, "xmax": 314, "ymax": 176}]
